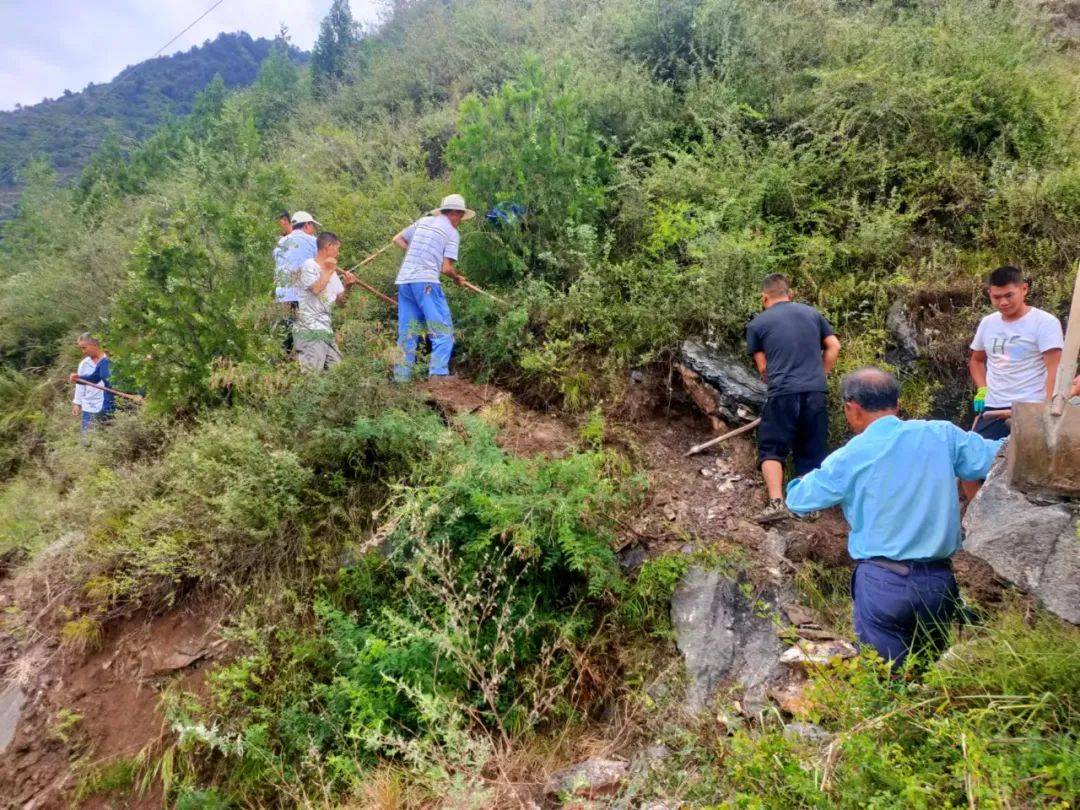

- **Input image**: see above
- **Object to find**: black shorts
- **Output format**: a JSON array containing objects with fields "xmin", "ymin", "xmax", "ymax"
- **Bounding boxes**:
[
  {"xmin": 973, "ymin": 412, "xmax": 1011, "ymax": 440},
  {"xmin": 757, "ymin": 391, "xmax": 828, "ymax": 475}
]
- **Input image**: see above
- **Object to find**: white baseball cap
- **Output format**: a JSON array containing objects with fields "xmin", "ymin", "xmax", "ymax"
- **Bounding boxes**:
[
  {"xmin": 290, "ymin": 210, "xmax": 322, "ymax": 227},
  {"xmin": 430, "ymin": 194, "xmax": 475, "ymax": 220}
]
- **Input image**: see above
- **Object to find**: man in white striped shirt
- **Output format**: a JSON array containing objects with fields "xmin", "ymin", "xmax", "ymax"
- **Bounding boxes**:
[{"xmin": 391, "ymin": 194, "xmax": 472, "ymax": 381}]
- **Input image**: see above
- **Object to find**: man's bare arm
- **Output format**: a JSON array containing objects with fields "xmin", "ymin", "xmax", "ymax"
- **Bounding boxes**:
[
  {"xmin": 753, "ymin": 350, "xmax": 767, "ymax": 380},
  {"xmin": 968, "ymin": 350, "xmax": 988, "ymax": 389},
  {"xmin": 1043, "ymin": 348, "xmax": 1062, "ymax": 399},
  {"xmin": 440, "ymin": 258, "xmax": 465, "ymax": 285},
  {"xmin": 822, "ymin": 335, "xmax": 841, "ymax": 375},
  {"xmin": 393, "ymin": 232, "xmax": 409, "ymax": 251},
  {"xmin": 308, "ymin": 260, "xmax": 339, "ymax": 296}
]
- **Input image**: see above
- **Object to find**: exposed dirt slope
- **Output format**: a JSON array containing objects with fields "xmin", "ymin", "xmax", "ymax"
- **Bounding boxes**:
[{"xmin": 3, "ymin": 373, "xmax": 1000, "ymax": 806}]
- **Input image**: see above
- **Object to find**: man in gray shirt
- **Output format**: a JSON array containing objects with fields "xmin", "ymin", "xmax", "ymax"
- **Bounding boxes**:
[{"xmin": 746, "ymin": 274, "xmax": 841, "ymax": 523}]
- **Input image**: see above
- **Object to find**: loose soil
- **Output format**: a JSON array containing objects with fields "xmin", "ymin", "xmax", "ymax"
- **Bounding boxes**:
[{"xmin": 0, "ymin": 594, "xmax": 226, "ymax": 809}]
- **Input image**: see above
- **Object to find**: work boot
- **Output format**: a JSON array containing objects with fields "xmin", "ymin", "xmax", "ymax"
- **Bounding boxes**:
[{"xmin": 755, "ymin": 498, "xmax": 791, "ymax": 525}]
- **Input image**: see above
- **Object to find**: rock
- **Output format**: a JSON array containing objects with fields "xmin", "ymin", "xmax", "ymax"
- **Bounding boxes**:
[
  {"xmin": 782, "ymin": 603, "xmax": 826, "ymax": 628},
  {"xmin": 963, "ymin": 457, "xmax": 1080, "ymax": 624},
  {"xmin": 763, "ymin": 529, "xmax": 788, "ymax": 562},
  {"xmin": 783, "ymin": 722, "xmax": 831, "ymax": 745},
  {"xmin": 645, "ymin": 677, "xmax": 671, "ymax": 704},
  {"xmin": 678, "ymin": 341, "xmax": 767, "ymax": 423},
  {"xmin": 618, "ymin": 544, "xmax": 647, "ymax": 572},
  {"xmin": 885, "ymin": 300, "xmax": 920, "ymax": 365},
  {"xmin": 671, "ymin": 567, "xmax": 784, "ymax": 713},
  {"xmin": 629, "ymin": 744, "xmax": 671, "ymax": 776},
  {"xmin": 779, "ymin": 639, "xmax": 858, "ymax": 668},
  {"xmin": 140, "ymin": 646, "xmax": 208, "ymax": 676},
  {"xmin": 794, "ymin": 627, "xmax": 841, "ymax": 641},
  {"xmin": 734, "ymin": 519, "xmax": 768, "ymax": 550},
  {"xmin": 768, "ymin": 676, "xmax": 812, "ymax": 716},
  {"xmin": 0, "ymin": 685, "xmax": 26, "ymax": 754},
  {"xmin": 545, "ymin": 758, "xmax": 629, "ymax": 797}
]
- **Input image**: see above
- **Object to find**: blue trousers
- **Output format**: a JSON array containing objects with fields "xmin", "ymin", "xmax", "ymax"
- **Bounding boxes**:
[
  {"xmin": 852, "ymin": 560, "xmax": 958, "ymax": 668},
  {"xmin": 395, "ymin": 282, "xmax": 454, "ymax": 380},
  {"xmin": 81, "ymin": 410, "xmax": 111, "ymax": 433}
]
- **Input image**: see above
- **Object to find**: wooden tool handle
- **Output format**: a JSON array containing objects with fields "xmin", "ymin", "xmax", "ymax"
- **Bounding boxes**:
[
  {"xmin": 346, "ymin": 276, "xmax": 397, "ymax": 307},
  {"xmin": 685, "ymin": 417, "xmax": 761, "ymax": 457},
  {"xmin": 346, "ymin": 241, "xmax": 395, "ymax": 273},
  {"xmin": 460, "ymin": 278, "xmax": 509, "ymax": 305},
  {"xmin": 73, "ymin": 379, "xmax": 144, "ymax": 403},
  {"xmin": 1051, "ymin": 260, "xmax": 1080, "ymax": 416}
]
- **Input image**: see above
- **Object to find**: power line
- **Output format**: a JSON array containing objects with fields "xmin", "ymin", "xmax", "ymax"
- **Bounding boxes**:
[{"xmin": 152, "ymin": 0, "xmax": 227, "ymax": 58}]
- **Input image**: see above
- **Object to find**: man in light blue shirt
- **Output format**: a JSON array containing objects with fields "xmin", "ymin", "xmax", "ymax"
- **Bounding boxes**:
[
  {"xmin": 391, "ymin": 193, "xmax": 471, "ymax": 381},
  {"xmin": 786, "ymin": 367, "xmax": 1003, "ymax": 667},
  {"xmin": 275, "ymin": 210, "xmax": 320, "ymax": 304}
]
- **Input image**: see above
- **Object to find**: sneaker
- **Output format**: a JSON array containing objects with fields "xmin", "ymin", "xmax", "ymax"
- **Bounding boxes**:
[{"xmin": 755, "ymin": 498, "xmax": 791, "ymax": 525}]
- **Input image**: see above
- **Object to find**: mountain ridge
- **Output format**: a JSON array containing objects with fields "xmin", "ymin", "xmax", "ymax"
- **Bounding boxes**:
[{"xmin": 0, "ymin": 31, "xmax": 307, "ymax": 210}]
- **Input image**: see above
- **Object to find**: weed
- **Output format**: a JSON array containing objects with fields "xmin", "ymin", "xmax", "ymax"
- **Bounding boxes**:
[
  {"xmin": 72, "ymin": 756, "xmax": 140, "ymax": 802},
  {"xmin": 47, "ymin": 708, "xmax": 84, "ymax": 744},
  {"xmin": 59, "ymin": 615, "xmax": 103, "ymax": 654}
]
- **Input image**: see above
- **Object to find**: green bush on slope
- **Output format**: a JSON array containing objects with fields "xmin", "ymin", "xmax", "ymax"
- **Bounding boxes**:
[{"xmin": 169, "ymin": 421, "xmax": 636, "ymax": 801}]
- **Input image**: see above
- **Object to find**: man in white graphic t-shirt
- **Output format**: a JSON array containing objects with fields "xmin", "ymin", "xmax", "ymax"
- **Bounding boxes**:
[{"xmin": 968, "ymin": 265, "xmax": 1063, "ymax": 441}]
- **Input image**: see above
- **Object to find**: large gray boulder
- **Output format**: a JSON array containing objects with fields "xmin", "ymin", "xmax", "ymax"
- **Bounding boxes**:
[
  {"xmin": 964, "ymin": 457, "xmax": 1079, "ymax": 624},
  {"xmin": 679, "ymin": 341, "xmax": 766, "ymax": 423},
  {"xmin": 671, "ymin": 567, "xmax": 784, "ymax": 713}
]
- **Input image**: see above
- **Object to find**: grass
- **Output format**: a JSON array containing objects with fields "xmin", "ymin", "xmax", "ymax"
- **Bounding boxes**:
[{"xmin": 613, "ymin": 597, "xmax": 1079, "ymax": 808}]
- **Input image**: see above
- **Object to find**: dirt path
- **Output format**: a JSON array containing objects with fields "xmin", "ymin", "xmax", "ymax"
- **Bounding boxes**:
[{"xmin": 420, "ymin": 373, "xmax": 852, "ymax": 575}]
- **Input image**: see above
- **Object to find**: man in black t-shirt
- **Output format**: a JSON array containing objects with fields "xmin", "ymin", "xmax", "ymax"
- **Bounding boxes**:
[{"xmin": 746, "ymin": 274, "xmax": 841, "ymax": 523}]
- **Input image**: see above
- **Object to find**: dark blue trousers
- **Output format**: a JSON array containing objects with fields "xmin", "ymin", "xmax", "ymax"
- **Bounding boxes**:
[{"xmin": 852, "ymin": 560, "xmax": 958, "ymax": 668}]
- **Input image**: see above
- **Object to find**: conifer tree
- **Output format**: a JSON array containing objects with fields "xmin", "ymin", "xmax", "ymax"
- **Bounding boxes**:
[
  {"xmin": 310, "ymin": 0, "xmax": 359, "ymax": 96},
  {"xmin": 251, "ymin": 33, "xmax": 300, "ymax": 131}
]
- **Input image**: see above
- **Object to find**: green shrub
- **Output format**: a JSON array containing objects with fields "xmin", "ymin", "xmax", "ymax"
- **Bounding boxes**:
[
  {"xmin": 183, "ymin": 425, "xmax": 637, "ymax": 800},
  {"xmin": 448, "ymin": 56, "xmax": 614, "ymax": 286},
  {"xmin": 109, "ymin": 205, "xmax": 275, "ymax": 414},
  {"xmin": 70, "ymin": 420, "xmax": 313, "ymax": 611},
  {"xmin": 641, "ymin": 605, "xmax": 1078, "ymax": 808},
  {"xmin": 0, "ymin": 368, "xmax": 48, "ymax": 479}
]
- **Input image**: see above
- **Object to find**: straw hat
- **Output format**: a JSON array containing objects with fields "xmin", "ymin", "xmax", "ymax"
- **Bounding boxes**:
[{"xmin": 430, "ymin": 193, "xmax": 475, "ymax": 220}]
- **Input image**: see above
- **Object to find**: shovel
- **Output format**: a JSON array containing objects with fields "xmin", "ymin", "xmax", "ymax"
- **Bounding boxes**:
[{"xmin": 1007, "ymin": 261, "xmax": 1080, "ymax": 496}]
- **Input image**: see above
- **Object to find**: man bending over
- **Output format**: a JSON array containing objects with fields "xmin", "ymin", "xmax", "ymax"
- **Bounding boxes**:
[{"xmin": 786, "ymin": 368, "xmax": 1002, "ymax": 669}]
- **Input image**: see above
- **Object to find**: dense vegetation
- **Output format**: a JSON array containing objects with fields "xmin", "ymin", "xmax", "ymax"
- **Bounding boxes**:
[
  {"xmin": 0, "ymin": 32, "xmax": 307, "ymax": 194},
  {"xmin": 0, "ymin": 1, "xmax": 1077, "ymax": 806}
]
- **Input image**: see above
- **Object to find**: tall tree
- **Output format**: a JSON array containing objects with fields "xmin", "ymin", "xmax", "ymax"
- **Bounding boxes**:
[
  {"xmin": 310, "ymin": 0, "xmax": 359, "ymax": 96},
  {"xmin": 251, "ymin": 35, "xmax": 300, "ymax": 132}
]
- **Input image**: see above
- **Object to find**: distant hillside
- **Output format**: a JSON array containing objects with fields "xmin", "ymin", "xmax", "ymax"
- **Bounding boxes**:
[{"xmin": 0, "ymin": 32, "xmax": 306, "ymax": 200}]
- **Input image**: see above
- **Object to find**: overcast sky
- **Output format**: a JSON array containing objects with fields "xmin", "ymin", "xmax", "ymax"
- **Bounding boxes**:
[{"xmin": 0, "ymin": 0, "xmax": 383, "ymax": 111}]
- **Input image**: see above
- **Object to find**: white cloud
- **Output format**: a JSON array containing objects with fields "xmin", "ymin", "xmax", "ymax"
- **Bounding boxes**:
[{"xmin": 1, "ymin": 0, "xmax": 383, "ymax": 110}]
